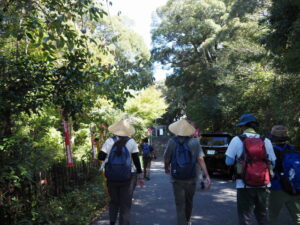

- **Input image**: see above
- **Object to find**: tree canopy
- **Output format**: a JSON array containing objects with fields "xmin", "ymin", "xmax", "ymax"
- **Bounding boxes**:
[
  {"xmin": 265, "ymin": 0, "xmax": 300, "ymax": 73},
  {"xmin": 152, "ymin": 0, "xmax": 300, "ymax": 144},
  {"xmin": 0, "ymin": 0, "xmax": 154, "ymax": 136}
]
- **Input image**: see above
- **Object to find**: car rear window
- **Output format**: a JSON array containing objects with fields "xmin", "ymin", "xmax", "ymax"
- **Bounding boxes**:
[{"xmin": 200, "ymin": 136, "xmax": 229, "ymax": 146}]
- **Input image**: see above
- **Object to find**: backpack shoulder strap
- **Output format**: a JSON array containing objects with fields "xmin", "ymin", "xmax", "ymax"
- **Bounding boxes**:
[
  {"xmin": 184, "ymin": 136, "xmax": 192, "ymax": 144},
  {"xmin": 289, "ymin": 145, "xmax": 295, "ymax": 151},
  {"xmin": 172, "ymin": 137, "xmax": 191, "ymax": 155},
  {"xmin": 109, "ymin": 137, "xmax": 119, "ymax": 152},
  {"xmin": 113, "ymin": 136, "xmax": 131, "ymax": 143},
  {"xmin": 121, "ymin": 138, "xmax": 131, "ymax": 150},
  {"xmin": 273, "ymin": 144, "xmax": 285, "ymax": 151},
  {"xmin": 238, "ymin": 134, "xmax": 247, "ymax": 142},
  {"xmin": 124, "ymin": 137, "xmax": 131, "ymax": 143},
  {"xmin": 237, "ymin": 135, "xmax": 246, "ymax": 160},
  {"xmin": 112, "ymin": 136, "xmax": 118, "ymax": 142},
  {"xmin": 172, "ymin": 136, "xmax": 191, "ymax": 145},
  {"xmin": 172, "ymin": 136, "xmax": 178, "ymax": 142},
  {"xmin": 111, "ymin": 137, "xmax": 131, "ymax": 151},
  {"xmin": 172, "ymin": 136, "xmax": 181, "ymax": 145},
  {"xmin": 273, "ymin": 144, "xmax": 294, "ymax": 151},
  {"xmin": 284, "ymin": 144, "xmax": 295, "ymax": 151}
]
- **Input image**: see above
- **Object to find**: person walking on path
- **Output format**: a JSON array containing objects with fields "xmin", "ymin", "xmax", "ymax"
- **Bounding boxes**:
[
  {"xmin": 141, "ymin": 137, "xmax": 156, "ymax": 180},
  {"xmin": 164, "ymin": 119, "xmax": 211, "ymax": 225},
  {"xmin": 268, "ymin": 125, "xmax": 300, "ymax": 225},
  {"xmin": 98, "ymin": 119, "xmax": 144, "ymax": 225},
  {"xmin": 225, "ymin": 113, "xmax": 276, "ymax": 225}
]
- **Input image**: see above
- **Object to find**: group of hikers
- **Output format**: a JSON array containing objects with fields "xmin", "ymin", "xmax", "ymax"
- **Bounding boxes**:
[
  {"xmin": 224, "ymin": 114, "xmax": 300, "ymax": 225},
  {"xmin": 97, "ymin": 113, "xmax": 300, "ymax": 225}
]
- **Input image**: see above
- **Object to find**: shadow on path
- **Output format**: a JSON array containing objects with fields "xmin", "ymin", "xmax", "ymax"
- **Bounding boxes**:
[{"xmin": 91, "ymin": 158, "xmax": 293, "ymax": 225}]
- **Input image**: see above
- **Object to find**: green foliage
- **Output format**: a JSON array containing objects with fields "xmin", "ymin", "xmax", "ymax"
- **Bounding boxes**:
[
  {"xmin": 1, "ymin": 164, "xmax": 106, "ymax": 225},
  {"xmin": 0, "ymin": 0, "xmax": 107, "ymax": 59},
  {"xmin": 14, "ymin": 107, "xmax": 65, "ymax": 166},
  {"xmin": 93, "ymin": 15, "xmax": 154, "ymax": 89},
  {"xmin": 86, "ymin": 86, "xmax": 168, "ymax": 143},
  {"xmin": 267, "ymin": 75, "xmax": 300, "ymax": 144},
  {"xmin": 31, "ymin": 176, "xmax": 107, "ymax": 225},
  {"xmin": 264, "ymin": 0, "xmax": 300, "ymax": 73},
  {"xmin": 152, "ymin": 0, "xmax": 226, "ymax": 66},
  {"xmin": 0, "ymin": 56, "xmax": 52, "ymax": 136},
  {"xmin": 0, "ymin": 0, "xmax": 154, "ymax": 136},
  {"xmin": 152, "ymin": 0, "xmax": 228, "ymax": 130},
  {"xmin": 0, "ymin": 136, "xmax": 53, "ymax": 224},
  {"xmin": 156, "ymin": 82, "xmax": 185, "ymax": 125},
  {"xmin": 153, "ymin": 0, "xmax": 300, "ymax": 144},
  {"xmin": 227, "ymin": 0, "xmax": 270, "ymax": 20},
  {"xmin": 0, "ymin": 0, "xmax": 106, "ymax": 134},
  {"xmin": 88, "ymin": 97, "xmax": 124, "ymax": 126},
  {"xmin": 124, "ymin": 86, "xmax": 168, "ymax": 141},
  {"xmin": 125, "ymin": 86, "xmax": 168, "ymax": 125}
]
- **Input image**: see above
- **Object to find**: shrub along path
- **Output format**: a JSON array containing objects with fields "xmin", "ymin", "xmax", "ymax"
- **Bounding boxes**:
[{"xmin": 91, "ymin": 158, "xmax": 293, "ymax": 225}]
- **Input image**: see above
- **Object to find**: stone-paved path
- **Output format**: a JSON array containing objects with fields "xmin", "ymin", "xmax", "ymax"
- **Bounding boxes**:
[{"xmin": 91, "ymin": 159, "xmax": 293, "ymax": 225}]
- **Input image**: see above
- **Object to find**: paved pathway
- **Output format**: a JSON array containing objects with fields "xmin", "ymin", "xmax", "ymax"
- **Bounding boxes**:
[{"xmin": 92, "ymin": 159, "xmax": 293, "ymax": 225}]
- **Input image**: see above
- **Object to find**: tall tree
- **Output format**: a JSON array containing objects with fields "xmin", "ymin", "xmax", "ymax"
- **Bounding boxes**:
[
  {"xmin": 0, "ymin": 0, "xmax": 108, "ymax": 135},
  {"xmin": 151, "ymin": 0, "xmax": 227, "ymax": 130},
  {"xmin": 0, "ymin": 0, "xmax": 154, "ymax": 135},
  {"xmin": 265, "ymin": 0, "xmax": 300, "ymax": 73}
]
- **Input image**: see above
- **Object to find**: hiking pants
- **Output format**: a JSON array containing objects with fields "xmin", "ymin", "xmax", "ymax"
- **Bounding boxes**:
[
  {"xmin": 172, "ymin": 180, "xmax": 196, "ymax": 225},
  {"xmin": 107, "ymin": 173, "xmax": 137, "ymax": 225},
  {"xmin": 269, "ymin": 189, "xmax": 300, "ymax": 225},
  {"xmin": 143, "ymin": 157, "xmax": 151, "ymax": 178},
  {"xmin": 237, "ymin": 188, "xmax": 270, "ymax": 225}
]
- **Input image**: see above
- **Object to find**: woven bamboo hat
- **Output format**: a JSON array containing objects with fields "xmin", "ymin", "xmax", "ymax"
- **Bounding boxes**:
[
  {"xmin": 108, "ymin": 119, "xmax": 135, "ymax": 137},
  {"xmin": 168, "ymin": 119, "xmax": 196, "ymax": 136}
]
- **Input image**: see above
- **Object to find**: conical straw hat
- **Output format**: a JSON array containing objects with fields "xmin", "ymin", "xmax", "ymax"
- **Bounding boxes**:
[
  {"xmin": 108, "ymin": 119, "xmax": 135, "ymax": 137},
  {"xmin": 168, "ymin": 119, "xmax": 195, "ymax": 136}
]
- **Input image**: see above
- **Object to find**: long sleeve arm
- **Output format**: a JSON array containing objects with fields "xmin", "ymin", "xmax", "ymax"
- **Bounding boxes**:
[
  {"xmin": 132, "ymin": 152, "xmax": 142, "ymax": 173},
  {"xmin": 98, "ymin": 151, "xmax": 107, "ymax": 161}
]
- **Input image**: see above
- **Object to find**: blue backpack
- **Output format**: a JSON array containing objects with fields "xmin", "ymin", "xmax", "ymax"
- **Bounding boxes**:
[
  {"xmin": 274, "ymin": 144, "xmax": 300, "ymax": 195},
  {"xmin": 142, "ymin": 144, "xmax": 151, "ymax": 157},
  {"xmin": 171, "ymin": 137, "xmax": 196, "ymax": 180},
  {"xmin": 105, "ymin": 137, "xmax": 132, "ymax": 181}
]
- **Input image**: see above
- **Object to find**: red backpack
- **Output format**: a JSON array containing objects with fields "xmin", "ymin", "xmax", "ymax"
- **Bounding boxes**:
[{"xmin": 238, "ymin": 135, "xmax": 271, "ymax": 187}]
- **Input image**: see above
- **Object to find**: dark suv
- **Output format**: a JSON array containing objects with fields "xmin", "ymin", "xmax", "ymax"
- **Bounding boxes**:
[{"xmin": 200, "ymin": 133, "xmax": 234, "ymax": 177}]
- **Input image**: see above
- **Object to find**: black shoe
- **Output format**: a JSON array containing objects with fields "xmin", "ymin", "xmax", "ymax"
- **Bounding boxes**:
[
  {"xmin": 110, "ymin": 222, "xmax": 115, "ymax": 225},
  {"xmin": 145, "ymin": 177, "xmax": 150, "ymax": 180}
]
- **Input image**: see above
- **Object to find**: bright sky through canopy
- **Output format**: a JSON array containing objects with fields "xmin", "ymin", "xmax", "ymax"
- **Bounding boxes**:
[{"xmin": 108, "ymin": 0, "xmax": 168, "ymax": 81}]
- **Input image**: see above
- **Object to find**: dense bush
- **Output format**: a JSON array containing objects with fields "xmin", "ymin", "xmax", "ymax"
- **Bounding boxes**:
[{"xmin": 30, "ymin": 175, "xmax": 107, "ymax": 225}]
